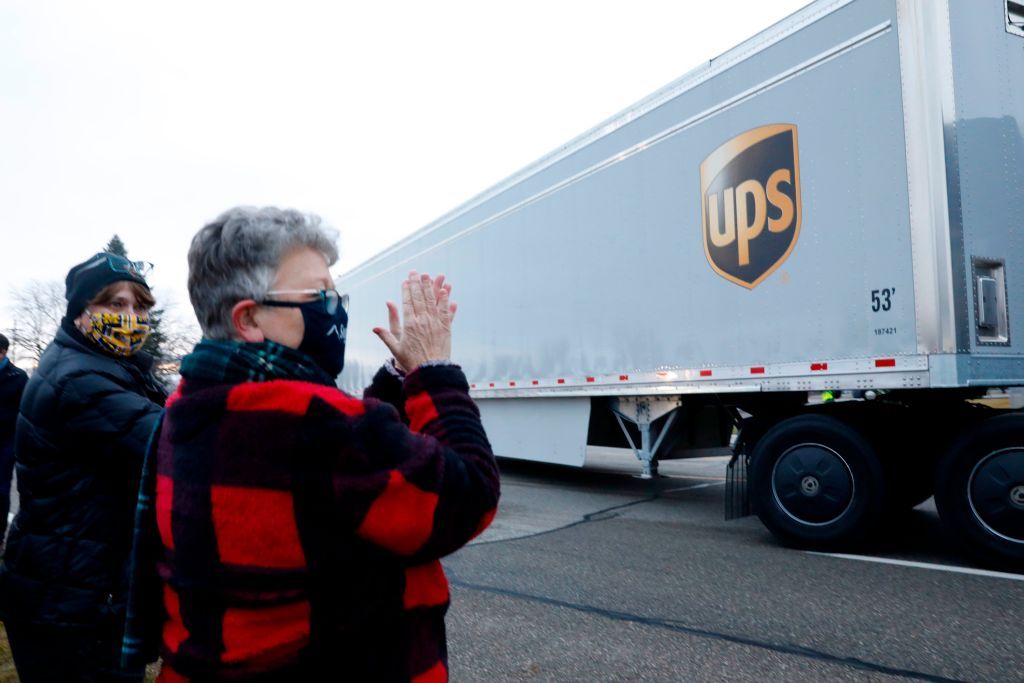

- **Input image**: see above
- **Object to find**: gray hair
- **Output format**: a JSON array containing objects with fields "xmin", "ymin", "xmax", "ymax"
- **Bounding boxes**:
[{"xmin": 188, "ymin": 206, "xmax": 340, "ymax": 340}]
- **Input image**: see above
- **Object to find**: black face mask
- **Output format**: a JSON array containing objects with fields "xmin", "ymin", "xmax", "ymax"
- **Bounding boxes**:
[{"xmin": 295, "ymin": 300, "xmax": 348, "ymax": 379}]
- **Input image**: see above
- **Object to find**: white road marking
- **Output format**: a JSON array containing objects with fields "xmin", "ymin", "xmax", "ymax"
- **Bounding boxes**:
[
  {"xmin": 663, "ymin": 482, "xmax": 726, "ymax": 494},
  {"xmin": 808, "ymin": 551, "xmax": 1024, "ymax": 582}
]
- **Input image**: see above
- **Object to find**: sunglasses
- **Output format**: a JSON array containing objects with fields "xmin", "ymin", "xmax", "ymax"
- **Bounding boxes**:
[
  {"xmin": 77, "ymin": 254, "xmax": 154, "ymax": 279},
  {"xmin": 261, "ymin": 288, "xmax": 347, "ymax": 315},
  {"xmin": 107, "ymin": 255, "xmax": 154, "ymax": 279}
]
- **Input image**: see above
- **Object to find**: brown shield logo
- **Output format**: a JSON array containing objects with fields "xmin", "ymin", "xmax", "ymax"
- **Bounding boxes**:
[{"xmin": 700, "ymin": 124, "xmax": 802, "ymax": 289}]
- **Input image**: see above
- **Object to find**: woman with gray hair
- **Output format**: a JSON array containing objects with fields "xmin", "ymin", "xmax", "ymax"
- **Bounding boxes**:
[{"xmin": 124, "ymin": 206, "xmax": 499, "ymax": 682}]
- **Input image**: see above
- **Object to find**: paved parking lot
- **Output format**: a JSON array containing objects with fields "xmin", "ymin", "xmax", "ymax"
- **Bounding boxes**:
[{"xmin": 443, "ymin": 449, "xmax": 1023, "ymax": 681}]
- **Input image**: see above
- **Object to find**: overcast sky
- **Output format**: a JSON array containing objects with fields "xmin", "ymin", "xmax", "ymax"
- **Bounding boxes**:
[{"xmin": 1, "ymin": 0, "xmax": 810, "ymax": 343}]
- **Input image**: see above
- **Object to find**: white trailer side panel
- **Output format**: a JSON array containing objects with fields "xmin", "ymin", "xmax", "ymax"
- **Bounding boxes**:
[
  {"xmin": 477, "ymin": 398, "xmax": 590, "ymax": 466},
  {"xmin": 338, "ymin": 0, "xmax": 923, "ymax": 396}
]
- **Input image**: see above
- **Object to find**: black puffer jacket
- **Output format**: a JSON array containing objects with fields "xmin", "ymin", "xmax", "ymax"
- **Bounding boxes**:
[
  {"xmin": 0, "ymin": 359, "xmax": 28, "ymax": 445},
  {"xmin": 0, "ymin": 321, "xmax": 166, "ymax": 628}
]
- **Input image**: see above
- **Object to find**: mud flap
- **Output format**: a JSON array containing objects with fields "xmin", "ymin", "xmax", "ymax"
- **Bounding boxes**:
[{"xmin": 725, "ymin": 451, "xmax": 752, "ymax": 520}]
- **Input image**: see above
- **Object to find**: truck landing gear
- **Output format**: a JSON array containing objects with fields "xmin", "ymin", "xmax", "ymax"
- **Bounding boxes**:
[
  {"xmin": 935, "ymin": 414, "xmax": 1024, "ymax": 571},
  {"xmin": 611, "ymin": 397, "xmax": 681, "ymax": 479},
  {"xmin": 750, "ymin": 414, "xmax": 884, "ymax": 549}
]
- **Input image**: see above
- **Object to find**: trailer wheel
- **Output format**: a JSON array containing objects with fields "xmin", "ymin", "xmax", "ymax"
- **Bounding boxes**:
[
  {"xmin": 934, "ymin": 413, "xmax": 1024, "ymax": 571},
  {"xmin": 751, "ymin": 414, "xmax": 884, "ymax": 549}
]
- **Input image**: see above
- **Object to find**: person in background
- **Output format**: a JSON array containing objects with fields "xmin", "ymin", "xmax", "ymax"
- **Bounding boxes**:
[
  {"xmin": 123, "ymin": 206, "xmax": 499, "ymax": 681},
  {"xmin": 0, "ymin": 333, "xmax": 28, "ymax": 546},
  {"xmin": 0, "ymin": 253, "xmax": 167, "ymax": 683}
]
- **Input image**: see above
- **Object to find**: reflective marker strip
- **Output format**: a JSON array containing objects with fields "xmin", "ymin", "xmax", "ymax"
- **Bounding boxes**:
[{"xmin": 468, "ymin": 355, "xmax": 922, "ymax": 390}]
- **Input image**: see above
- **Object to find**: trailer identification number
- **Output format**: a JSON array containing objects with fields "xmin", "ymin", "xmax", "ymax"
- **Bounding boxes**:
[{"xmin": 701, "ymin": 124, "xmax": 802, "ymax": 289}]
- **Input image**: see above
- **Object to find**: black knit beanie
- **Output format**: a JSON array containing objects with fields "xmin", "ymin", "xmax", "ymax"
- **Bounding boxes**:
[{"xmin": 65, "ymin": 252, "xmax": 151, "ymax": 318}]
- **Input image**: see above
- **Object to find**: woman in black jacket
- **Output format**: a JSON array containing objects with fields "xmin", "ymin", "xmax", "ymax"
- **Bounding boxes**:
[{"xmin": 0, "ymin": 253, "xmax": 167, "ymax": 683}]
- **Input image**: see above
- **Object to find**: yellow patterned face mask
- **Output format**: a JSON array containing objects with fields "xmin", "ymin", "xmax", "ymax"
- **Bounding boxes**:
[{"xmin": 84, "ymin": 312, "xmax": 151, "ymax": 357}]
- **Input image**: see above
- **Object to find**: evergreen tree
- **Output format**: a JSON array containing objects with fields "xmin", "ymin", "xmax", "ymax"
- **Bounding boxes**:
[
  {"xmin": 141, "ymin": 305, "xmax": 168, "ymax": 360},
  {"xmin": 105, "ymin": 234, "xmax": 128, "ymax": 257}
]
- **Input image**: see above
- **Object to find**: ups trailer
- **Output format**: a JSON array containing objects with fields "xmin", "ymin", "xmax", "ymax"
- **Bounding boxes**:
[{"xmin": 337, "ymin": 0, "xmax": 1024, "ymax": 570}]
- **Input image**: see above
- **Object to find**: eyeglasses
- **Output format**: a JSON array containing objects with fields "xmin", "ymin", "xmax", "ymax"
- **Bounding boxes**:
[{"xmin": 261, "ymin": 288, "xmax": 347, "ymax": 315}]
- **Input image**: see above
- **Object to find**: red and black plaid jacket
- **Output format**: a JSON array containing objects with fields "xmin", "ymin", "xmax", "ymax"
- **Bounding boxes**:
[{"xmin": 153, "ymin": 364, "xmax": 499, "ymax": 681}]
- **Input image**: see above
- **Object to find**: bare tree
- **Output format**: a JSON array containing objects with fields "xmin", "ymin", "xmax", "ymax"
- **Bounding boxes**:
[
  {"xmin": 6, "ymin": 279, "xmax": 199, "ymax": 379},
  {"xmin": 150, "ymin": 305, "xmax": 200, "ymax": 373},
  {"xmin": 7, "ymin": 280, "xmax": 66, "ymax": 364}
]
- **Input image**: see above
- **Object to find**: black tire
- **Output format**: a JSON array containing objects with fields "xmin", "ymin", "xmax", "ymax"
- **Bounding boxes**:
[
  {"xmin": 751, "ymin": 414, "xmax": 885, "ymax": 549},
  {"xmin": 934, "ymin": 413, "xmax": 1024, "ymax": 571}
]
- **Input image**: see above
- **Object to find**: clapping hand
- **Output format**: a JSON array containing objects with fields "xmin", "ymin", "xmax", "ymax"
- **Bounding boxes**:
[{"xmin": 373, "ymin": 272, "xmax": 457, "ymax": 372}]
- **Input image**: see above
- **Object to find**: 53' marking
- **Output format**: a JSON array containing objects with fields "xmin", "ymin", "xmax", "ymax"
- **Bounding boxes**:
[{"xmin": 871, "ymin": 288, "xmax": 895, "ymax": 313}]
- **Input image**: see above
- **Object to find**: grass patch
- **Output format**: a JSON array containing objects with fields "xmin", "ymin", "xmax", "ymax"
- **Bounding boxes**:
[
  {"xmin": 0, "ymin": 624, "xmax": 160, "ymax": 681},
  {"xmin": 0, "ymin": 625, "xmax": 17, "ymax": 683}
]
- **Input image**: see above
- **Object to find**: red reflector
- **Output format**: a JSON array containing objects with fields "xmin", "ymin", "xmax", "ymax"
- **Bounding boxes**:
[
  {"xmin": 489, "ymin": 383, "xmax": 495, "ymax": 388},
  {"xmin": 586, "ymin": 377, "xmax": 595, "ymax": 383},
  {"xmin": 619, "ymin": 375, "xmax": 629, "ymax": 381},
  {"xmin": 700, "ymin": 370, "xmax": 712, "ymax": 377},
  {"xmin": 875, "ymin": 358, "xmax": 896, "ymax": 368},
  {"xmin": 532, "ymin": 380, "xmax": 539, "ymax": 385},
  {"xmin": 470, "ymin": 384, "xmax": 476, "ymax": 389},
  {"xmin": 509, "ymin": 381, "xmax": 516, "ymax": 387},
  {"xmin": 751, "ymin": 367, "xmax": 765, "ymax": 375},
  {"xmin": 811, "ymin": 363, "xmax": 828, "ymax": 372},
  {"xmin": 557, "ymin": 379, "xmax": 565, "ymax": 384}
]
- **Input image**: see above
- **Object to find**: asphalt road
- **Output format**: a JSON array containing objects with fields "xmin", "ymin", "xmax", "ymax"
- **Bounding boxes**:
[{"xmin": 443, "ymin": 449, "xmax": 1023, "ymax": 682}]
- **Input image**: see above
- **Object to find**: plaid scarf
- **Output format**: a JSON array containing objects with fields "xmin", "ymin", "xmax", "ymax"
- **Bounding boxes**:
[{"xmin": 180, "ymin": 338, "xmax": 337, "ymax": 387}]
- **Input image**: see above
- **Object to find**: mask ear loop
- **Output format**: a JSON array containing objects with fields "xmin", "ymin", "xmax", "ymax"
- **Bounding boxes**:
[{"xmin": 76, "ymin": 309, "xmax": 96, "ymax": 336}]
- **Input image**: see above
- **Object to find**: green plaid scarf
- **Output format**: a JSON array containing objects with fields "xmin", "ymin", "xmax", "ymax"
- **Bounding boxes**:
[{"xmin": 180, "ymin": 338, "xmax": 336, "ymax": 387}]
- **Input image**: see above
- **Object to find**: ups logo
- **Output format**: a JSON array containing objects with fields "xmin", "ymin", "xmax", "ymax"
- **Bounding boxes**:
[{"xmin": 700, "ymin": 124, "xmax": 801, "ymax": 288}]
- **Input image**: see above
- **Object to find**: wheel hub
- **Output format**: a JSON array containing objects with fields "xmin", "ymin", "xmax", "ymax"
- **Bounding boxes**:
[
  {"xmin": 968, "ymin": 448, "xmax": 1024, "ymax": 544},
  {"xmin": 771, "ymin": 444, "xmax": 854, "ymax": 526},
  {"xmin": 800, "ymin": 476, "xmax": 821, "ymax": 497},
  {"xmin": 1010, "ymin": 485, "xmax": 1024, "ymax": 511}
]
